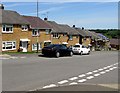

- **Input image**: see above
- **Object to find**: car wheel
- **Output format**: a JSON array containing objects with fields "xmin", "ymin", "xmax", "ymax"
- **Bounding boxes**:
[
  {"xmin": 56, "ymin": 52, "xmax": 60, "ymax": 58},
  {"xmin": 80, "ymin": 51, "xmax": 83, "ymax": 55},
  {"xmin": 69, "ymin": 51, "xmax": 73, "ymax": 56}
]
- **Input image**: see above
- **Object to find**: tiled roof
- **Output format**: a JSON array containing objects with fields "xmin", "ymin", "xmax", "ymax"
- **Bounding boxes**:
[
  {"xmin": 1, "ymin": 10, "xmax": 29, "ymax": 25},
  {"xmin": 110, "ymin": 39, "xmax": 120, "ymax": 45},
  {"xmin": 23, "ymin": 16, "xmax": 51, "ymax": 29},
  {"xmin": 58, "ymin": 24, "xmax": 80, "ymax": 35},
  {"xmin": 46, "ymin": 21, "xmax": 65, "ymax": 33}
]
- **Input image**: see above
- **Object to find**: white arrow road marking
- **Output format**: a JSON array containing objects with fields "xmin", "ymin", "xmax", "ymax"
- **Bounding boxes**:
[
  {"xmin": 69, "ymin": 77, "xmax": 78, "ymax": 81},
  {"xmin": 69, "ymin": 82, "xmax": 78, "ymax": 85},
  {"xmin": 78, "ymin": 74, "xmax": 86, "ymax": 78},
  {"xmin": 43, "ymin": 84, "xmax": 56, "ymax": 89},
  {"xmin": 86, "ymin": 76, "xmax": 94, "ymax": 79},
  {"xmin": 58, "ymin": 80, "xmax": 68, "ymax": 84},
  {"xmin": 78, "ymin": 79, "xmax": 86, "ymax": 83}
]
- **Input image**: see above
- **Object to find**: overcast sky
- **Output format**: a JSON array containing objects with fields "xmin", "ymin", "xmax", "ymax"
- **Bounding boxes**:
[{"xmin": 2, "ymin": 2, "xmax": 118, "ymax": 29}]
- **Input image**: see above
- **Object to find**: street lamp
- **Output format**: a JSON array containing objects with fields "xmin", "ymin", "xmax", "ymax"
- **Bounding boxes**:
[{"xmin": 36, "ymin": 0, "xmax": 39, "ymax": 53}]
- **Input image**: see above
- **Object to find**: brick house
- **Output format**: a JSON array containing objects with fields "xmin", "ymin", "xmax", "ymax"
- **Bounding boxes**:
[
  {"xmin": 1, "ymin": 5, "xmax": 31, "ymax": 52},
  {"xmin": 23, "ymin": 16, "xmax": 52, "ymax": 51},
  {"xmin": 73, "ymin": 27, "xmax": 91, "ymax": 46},
  {"xmin": 45, "ymin": 20, "xmax": 80, "ymax": 47}
]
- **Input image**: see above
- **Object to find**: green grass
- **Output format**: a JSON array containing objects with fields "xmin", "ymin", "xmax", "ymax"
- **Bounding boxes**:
[{"xmin": 2, "ymin": 51, "xmax": 41, "ymax": 55}]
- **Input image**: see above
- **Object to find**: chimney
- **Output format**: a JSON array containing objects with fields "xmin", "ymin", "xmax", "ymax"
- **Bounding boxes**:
[
  {"xmin": 44, "ymin": 17, "xmax": 48, "ymax": 21},
  {"xmin": 0, "ymin": 4, "xmax": 4, "ymax": 10},
  {"xmin": 73, "ymin": 25, "xmax": 75, "ymax": 28},
  {"xmin": 82, "ymin": 27, "xmax": 84, "ymax": 30}
]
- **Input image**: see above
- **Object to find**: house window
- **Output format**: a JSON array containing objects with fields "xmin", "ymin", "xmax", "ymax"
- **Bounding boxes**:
[
  {"xmin": 2, "ymin": 41, "xmax": 16, "ymax": 51},
  {"xmin": 46, "ymin": 29, "xmax": 50, "ymax": 34},
  {"xmin": 69, "ymin": 35, "xmax": 73, "ymax": 40},
  {"xmin": 32, "ymin": 43, "xmax": 41, "ymax": 51},
  {"xmin": 32, "ymin": 29, "xmax": 39, "ymax": 36},
  {"xmin": 53, "ymin": 33, "xmax": 59, "ymax": 38},
  {"xmin": 2, "ymin": 25, "xmax": 13, "ymax": 33},
  {"xmin": 21, "ymin": 25, "xmax": 28, "ymax": 31}
]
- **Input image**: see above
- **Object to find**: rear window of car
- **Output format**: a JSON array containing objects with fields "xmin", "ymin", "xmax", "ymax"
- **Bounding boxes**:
[{"xmin": 74, "ymin": 45, "xmax": 80, "ymax": 47}]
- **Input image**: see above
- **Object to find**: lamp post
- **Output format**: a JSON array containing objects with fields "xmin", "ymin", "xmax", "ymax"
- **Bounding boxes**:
[{"xmin": 36, "ymin": 0, "xmax": 39, "ymax": 53}]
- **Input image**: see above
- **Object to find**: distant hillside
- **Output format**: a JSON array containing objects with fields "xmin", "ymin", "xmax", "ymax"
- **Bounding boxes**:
[{"xmin": 89, "ymin": 29, "xmax": 120, "ymax": 39}]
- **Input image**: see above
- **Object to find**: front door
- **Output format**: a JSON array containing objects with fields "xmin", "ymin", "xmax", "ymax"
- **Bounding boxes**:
[{"xmin": 22, "ymin": 41, "xmax": 28, "ymax": 52}]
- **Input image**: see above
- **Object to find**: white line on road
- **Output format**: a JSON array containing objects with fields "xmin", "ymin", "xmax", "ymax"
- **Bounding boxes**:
[
  {"xmin": 94, "ymin": 73, "xmax": 100, "ymax": 77},
  {"xmin": 93, "ymin": 70, "xmax": 98, "ymax": 73},
  {"xmin": 86, "ymin": 72, "xmax": 93, "ymax": 75},
  {"xmin": 78, "ymin": 79, "xmax": 87, "ymax": 83},
  {"xmin": 78, "ymin": 74, "xmax": 86, "ymax": 78},
  {"xmin": 100, "ymin": 71, "xmax": 106, "ymax": 74},
  {"xmin": 58, "ymin": 80, "xmax": 68, "ymax": 84},
  {"xmin": 105, "ymin": 69, "xmax": 110, "ymax": 72},
  {"xmin": 98, "ymin": 68, "xmax": 103, "ymax": 71},
  {"xmin": 69, "ymin": 82, "xmax": 78, "ymax": 85},
  {"xmin": 69, "ymin": 77, "xmax": 78, "ymax": 81},
  {"xmin": 86, "ymin": 76, "xmax": 94, "ymax": 80},
  {"xmin": 43, "ymin": 84, "xmax": 56, "ymax": 89}
]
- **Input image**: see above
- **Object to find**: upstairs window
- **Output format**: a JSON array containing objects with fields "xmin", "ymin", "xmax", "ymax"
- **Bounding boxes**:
[
  {"xmin": 2, "ymin": 25, "xmax": 13, "ymax": 33},
  {"xmin": 53, "ymin": 33, "xmax": 59, "ymax": 38},
  {"xmin": 69, "ymin": 35, "xmax": 73, "ymax": 40},
  {"xmin": 21, "ymin": 25, "xmax": 28, "ymax": 31},
  {"xmin": 32, "ymin": 29, "xmax": 39, "ymax": 36},
  {"xmin": 46, "ymin": 29, "xmax": 51, "ymax": 34}
]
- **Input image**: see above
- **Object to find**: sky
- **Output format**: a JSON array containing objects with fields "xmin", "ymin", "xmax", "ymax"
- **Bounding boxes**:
[{"xmin": 2, "ymin": 2, "xmax": 118, "ymax": 29}]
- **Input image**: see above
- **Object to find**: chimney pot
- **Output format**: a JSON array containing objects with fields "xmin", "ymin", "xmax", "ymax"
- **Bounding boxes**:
[
  {"xmin": 0, "ymin": 4, "xmax": 4, "ymax": 10},
  {"xmin": 44, "ymin": 17, "xmax": 48, "ymax": 21},
  {"xmin": 73, "ymin": 25, "xmax": 75, "ymax": 28}
]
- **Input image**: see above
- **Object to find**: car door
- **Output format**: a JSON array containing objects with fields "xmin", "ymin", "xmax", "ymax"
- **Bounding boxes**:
[{"xmin": 60, "ymin": 45, "xmax": 68, "ymax": 55}]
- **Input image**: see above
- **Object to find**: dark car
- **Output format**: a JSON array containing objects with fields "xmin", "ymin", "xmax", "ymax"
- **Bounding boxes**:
[{"xmin": 42, "ymin": 44, "xmax": 73, "ymax": 58}]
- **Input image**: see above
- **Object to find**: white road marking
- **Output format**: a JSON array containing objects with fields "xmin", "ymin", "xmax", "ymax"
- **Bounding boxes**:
[
  {"xmin": 113, "ymin": 67, "xmax": 117, "ymax": 69},
  {"xmin": 94, "ymin": 73, "xmax": 100, "ymax": 77},
  {"xmin": 105, "ymin": 69, "xmax": 110, "ymax": 72},
  {"xmin": 109, "ymin": 68, "xmax": 114, "ymax": 71},
  {"xmin": 86, "ymin": 76, "xmax": 94, "ymax": 79},
  {"xmin": 43, "ymin": 84, "xmax": 56, "ymax": 89},
  {"xmin": 69, "ymin": 82, "xmax": 78, "ymax": 85},
  {"xmin": 78, "ymin": 79, "xmax": 86, "ymax": 83},
  {"xmin": 69, "ymin": 77, "xmax": 78, "ymax": 81},
  {"xmin": 58, "ymin": 80, "xmax": 68, "ymax": 84},
  {"xmin": 78, "ymin": 74, "xmax": 86, "ymax": 78},
  {"xmin": 86, "ymin": 72, "xmax": 93, "ymax": 75},
  {"xmin": 103, "ymin": 67, "xmax": 108, "ymax": 70},
  {"xmin": 93, "ymin": 70, "xmax": 98, "ymax": 73},
  {"xmin": 98, "ymin": 68, "xmax": 103, "ymax": 71},
  {"xmin": 100, "ymin": 71, "xmax": 106, "ymax": 74}
]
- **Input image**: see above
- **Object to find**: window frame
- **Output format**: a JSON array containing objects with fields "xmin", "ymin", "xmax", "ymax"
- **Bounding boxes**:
[
  {"xmin": 2, "ymin": 41, "xmax": 16, "ymax": 51},
  {"xmin": 2, "ymin": 24, "xmax": 13, "ymax": 33},
  {"xmin": 21, "ymin": 25, "xmax": 28, "ymax": 31},
  {"xmin": 53, "ymin": 33, "xmax": 59, "ymax": 38},
  {"xmin": 32, "ymin": 43, "xmax": 41, "ymax": 51},
  {"xmin": 32, "ymin": 29, "xmax": 40, "ymax": 36}
]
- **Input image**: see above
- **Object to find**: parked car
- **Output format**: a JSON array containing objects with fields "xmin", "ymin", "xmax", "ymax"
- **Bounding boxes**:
[
  {"xmin": 42, "ymin": 44, "xmax": 73, "ymax": 58},
  {"xmin": 72, "ymin": 43, "xmax": 90, "ymax": 55}
]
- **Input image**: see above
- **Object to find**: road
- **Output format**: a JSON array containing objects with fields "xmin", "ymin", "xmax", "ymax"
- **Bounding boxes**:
[{"xmin": 2, "ymin": 51, "xmax": 119, "ymax": 91}]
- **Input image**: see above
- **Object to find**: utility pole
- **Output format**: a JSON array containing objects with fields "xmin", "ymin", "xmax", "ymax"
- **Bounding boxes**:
[{"xmin": 36, "ymin": 0, "xmax": 39, "ymax": 53}]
